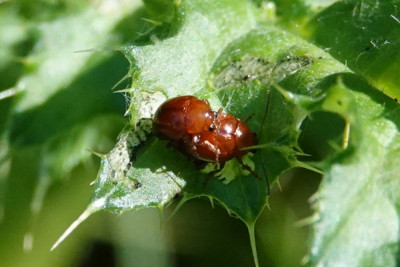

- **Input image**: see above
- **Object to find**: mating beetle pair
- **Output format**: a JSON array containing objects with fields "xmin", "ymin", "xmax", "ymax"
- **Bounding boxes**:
[{"xmin": 153, "ymin": 95, "xmax": 257, "ymax": 163}]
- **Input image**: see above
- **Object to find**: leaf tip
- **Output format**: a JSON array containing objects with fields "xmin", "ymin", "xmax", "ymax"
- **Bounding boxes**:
[
  {"xmin": 50, "ymin": 205, "xmax": 98, "ymax": 251},
  {"xmin": 86, "ymin": 149, "xmax": 105, "ymax": 158},
  {"xmin": 296, "ymin": 161, "xmax": 323, "ymax": 175},
  {"xmin": 0, "ymin": 87, "xmax": 19, "ymax": 100},
  {"xmin": 141, "ymin": 18, "xmax": 163, "ymax": 26},
  {"xmin": 111, "ymin": 73, "xmax": 131, "ymax": 91},
  {"xmin": 113, "ymin": 88, "xmax": 132, "ymax": 94},
  {"xmin": 294, "ymin": 214, "xmax": 319, "ymax": 228},
  {"xmin": 163, "ymin": 197, "xmax": 187, "ymax": 227},
  {"xmin": 271, "ymin": 82, "xmax": 294, "ymax": 101}
]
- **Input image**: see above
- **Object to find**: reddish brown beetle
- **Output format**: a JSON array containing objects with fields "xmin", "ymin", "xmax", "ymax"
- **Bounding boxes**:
[
  {"xmin": 153, "ymin": 95, "xmax": 215, "ymax": 141},
  {"xmin": 153, "ymin": 95, "xmax": 256, "ymax": 163}
]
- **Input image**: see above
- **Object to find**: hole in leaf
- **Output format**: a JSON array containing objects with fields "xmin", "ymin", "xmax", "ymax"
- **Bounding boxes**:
[{"xmin": 298, "ymin": 111, "xmax": 345, "ymax": 161}]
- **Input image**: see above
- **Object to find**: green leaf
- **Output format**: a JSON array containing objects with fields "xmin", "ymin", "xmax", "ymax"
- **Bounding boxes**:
[
  {"xmin": 125, "ymin": 0, "xmax": 260, "ymax": 123},
  {"xmin": 8, "ymin": 0, "xmax": 141, "ymax": 126},
  {"xmin": 1, "ymin": 0, "xmax": 143, "ymax": 221},
  {"xmin": 88, "ymin": 0, "xmax": 347, "ymax": 223},
  {"xmin": 89, "ymin": 0, "xmax": 263, "ymax": 218},
  {"xmin": 308, "ymin": 0, "xmax": 400, "ymax": 99},
  {"xmin": 51, "ymin": 1, "xmax": 400, "ymax": 266},
  {"xmin": 285, "ymin": 75, "xmax": 400, "ymax": 266},
  {"xmin": 57, "ymin": 0, "xmax": 349, "ymax": 262}
]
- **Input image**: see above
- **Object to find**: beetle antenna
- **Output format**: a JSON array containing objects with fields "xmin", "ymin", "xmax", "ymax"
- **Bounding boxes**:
[
  {"xmin": 261, "ymin": 163, "xmax": 270, "ymax": 195},
  {"xmin": 237, "ymin": 157, "xmax": 270, "ymax": 194},
  {"xmin": 257, "ymin": 90, "xmax": 271, "ymax": 140},
  {"xmin": 256, "ymin": 90, "xmax": 271, "ymax": 194}
]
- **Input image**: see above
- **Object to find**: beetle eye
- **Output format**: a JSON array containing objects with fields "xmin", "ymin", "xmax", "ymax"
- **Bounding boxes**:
[{"xmin": 209, "ymin": 124, "xmax": 215, "ymax": 131}]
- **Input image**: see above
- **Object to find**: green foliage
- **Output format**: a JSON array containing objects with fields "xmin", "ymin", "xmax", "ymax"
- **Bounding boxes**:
[
  {"xmin": 308, "ymin": 0, "xmax": 400, "ymax": 99},
  {"xmin": 285, "ymin": 76, "xmax": 400, "ymax": 265},
  {"xmin": 1, "ymin": 0, "xmax": 400, "ymax": 266}
]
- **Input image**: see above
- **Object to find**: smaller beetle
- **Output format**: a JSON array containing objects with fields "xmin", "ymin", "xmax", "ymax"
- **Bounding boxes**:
[{"xmin": 185, "ymin": 111, "xmax": 256, "ymax": 162}]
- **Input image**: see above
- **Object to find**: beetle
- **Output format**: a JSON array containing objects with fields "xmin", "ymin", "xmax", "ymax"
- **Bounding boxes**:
[
  {"xmin": 153, "ymin": 95, "xmax": 215, "ymax": 141},
  {"xmin": 153, "ymin": 95, "xmax": 256, "ymax": 163}
]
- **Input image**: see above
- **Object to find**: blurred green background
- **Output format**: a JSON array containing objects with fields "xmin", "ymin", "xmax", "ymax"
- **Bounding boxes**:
[
  {"xmin": 0, "ymin": 0, "xmax": 324, "ymax": 266},
  {"xmin": 1, "ymin": 160, "xmax": 320, "ymax": 267}
]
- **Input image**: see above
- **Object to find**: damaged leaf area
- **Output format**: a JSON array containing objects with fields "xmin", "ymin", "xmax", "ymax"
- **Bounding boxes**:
[
  {"xmin": 80, "ymin": 4, "xmax": 347, "ymax": 225},
  {"xmin": 52, "ymin": 0, "xmax": 400, "ymax": 266}
]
